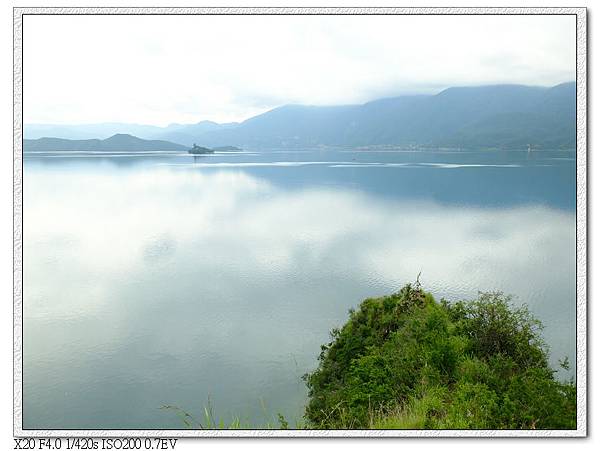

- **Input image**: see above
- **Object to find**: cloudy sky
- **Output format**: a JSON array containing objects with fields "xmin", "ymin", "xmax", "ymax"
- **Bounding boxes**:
[{"xmin": 23, "ymin": 14, "xmax": 575, "ymax": 126}]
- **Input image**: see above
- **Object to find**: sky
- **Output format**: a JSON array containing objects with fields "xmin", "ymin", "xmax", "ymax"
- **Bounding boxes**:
[{"xmin": 23, "ymin": 14, "xmax": 576, "ymax": 126}]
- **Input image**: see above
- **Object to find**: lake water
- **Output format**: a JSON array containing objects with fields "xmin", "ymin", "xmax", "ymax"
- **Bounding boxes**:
[{"xmin": 22, "ymin": 148, "xmax": 576, "ymax": 429}]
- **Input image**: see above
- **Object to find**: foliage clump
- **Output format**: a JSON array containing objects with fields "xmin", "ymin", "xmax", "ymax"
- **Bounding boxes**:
[{"xmin": 303, "ymin": 284, "xmax": 576, "ymax": 429}]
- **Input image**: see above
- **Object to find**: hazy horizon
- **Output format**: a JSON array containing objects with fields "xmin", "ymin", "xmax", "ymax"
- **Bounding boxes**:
[
  {"xmin": 24, "ymin": 79, "xmax": 575, "ymax": 128},
  {"xmin": 24, "ymin": 14, "xmax": 575, "ymax": 127}
]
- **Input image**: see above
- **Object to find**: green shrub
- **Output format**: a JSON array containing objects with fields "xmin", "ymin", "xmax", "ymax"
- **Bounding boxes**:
[{"xmin": 304, "ymin": 284, "xmax": 576, "ymax": 429}]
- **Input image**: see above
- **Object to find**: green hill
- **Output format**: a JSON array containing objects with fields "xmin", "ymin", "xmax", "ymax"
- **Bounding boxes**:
[
  {"xmin": 24, "ymin": 133, "xmax": 187, "ymax": 152},
  {"xmin": 191, "ymin": 82, "xmax": 575, "ymax": 149},
  {"xmin": 304, "ymin": 284, "xmax": 576, "ymax": 429}
]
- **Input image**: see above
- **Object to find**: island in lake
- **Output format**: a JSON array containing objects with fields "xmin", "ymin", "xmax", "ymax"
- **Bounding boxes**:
[
  {"xmin": 188, "ymin": 144, "xmax": 214, "ymax": 154},
  {"xmin": 188, "ymin": 144, "xmax": 242, "ymax": 154}
]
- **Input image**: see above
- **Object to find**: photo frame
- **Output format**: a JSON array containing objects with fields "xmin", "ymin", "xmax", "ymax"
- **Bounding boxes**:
[{"xmin": 13, "ymin": 6, "xmax": 587, "ymax": 438}]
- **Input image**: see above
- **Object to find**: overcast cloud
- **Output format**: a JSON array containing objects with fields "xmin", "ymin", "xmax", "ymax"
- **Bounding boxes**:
[{"xmin": 23, "ymin": 14, "xmax": 575, "ymax": 125}]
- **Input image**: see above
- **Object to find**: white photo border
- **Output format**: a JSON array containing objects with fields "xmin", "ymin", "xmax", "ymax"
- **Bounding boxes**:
[{"xmin": 13, "ymin": 6, "xmax": 588, "ymax": 438}]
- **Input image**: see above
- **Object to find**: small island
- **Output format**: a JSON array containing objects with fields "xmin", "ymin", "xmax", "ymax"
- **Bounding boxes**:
[{"xmin": 188, "ymin": 144, "xmax": 215, "ymax": 155}]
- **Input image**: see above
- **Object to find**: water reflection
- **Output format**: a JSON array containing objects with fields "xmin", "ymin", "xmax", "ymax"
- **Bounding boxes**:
[
  {"xmin": 25, "ymin": 148, "xmax": 576, "ymax": 209},
  {"xmin": 23, "ymin": 160, "xmax": 575, "ymax": 429}
]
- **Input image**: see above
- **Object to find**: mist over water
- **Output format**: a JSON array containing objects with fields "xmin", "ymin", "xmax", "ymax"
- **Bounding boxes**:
[{"xmin": 23, "ymin": 149, "xmax": 576, "ymax": 429}]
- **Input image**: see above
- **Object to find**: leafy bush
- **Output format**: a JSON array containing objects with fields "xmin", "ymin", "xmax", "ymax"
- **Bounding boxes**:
[{"xmin": 303, "ymin": 284, "xmax": 576, "ymax": 429}]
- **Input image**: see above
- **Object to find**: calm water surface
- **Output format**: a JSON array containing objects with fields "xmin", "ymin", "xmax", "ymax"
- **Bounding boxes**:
[{"xmin": 23, "ymin": 148, "xmax": 576, "ymax": 428}]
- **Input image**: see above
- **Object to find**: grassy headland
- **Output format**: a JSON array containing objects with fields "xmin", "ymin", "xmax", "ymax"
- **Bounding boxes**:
[{"xmin": 303, "ymin": 283, "xmax": 576, "ymax": 429}]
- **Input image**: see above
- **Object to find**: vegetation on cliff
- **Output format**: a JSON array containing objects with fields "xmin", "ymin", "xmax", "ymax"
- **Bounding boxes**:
[{"xmin": 303, "ymin": 283, "xmax": 576, "ymax": 429}]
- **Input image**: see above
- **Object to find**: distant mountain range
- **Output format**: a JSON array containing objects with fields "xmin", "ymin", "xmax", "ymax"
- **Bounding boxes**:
[
  {"xmin": 24, "ymin": 134, "xmax": 188, "ymax": 152},
  {"xmin": 25, "ymin": 82, "xmax": 575, "ymax": 150},
  {"xmin": 24, "ymin": 121, "xmax": 238, "ymax": 146}
]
